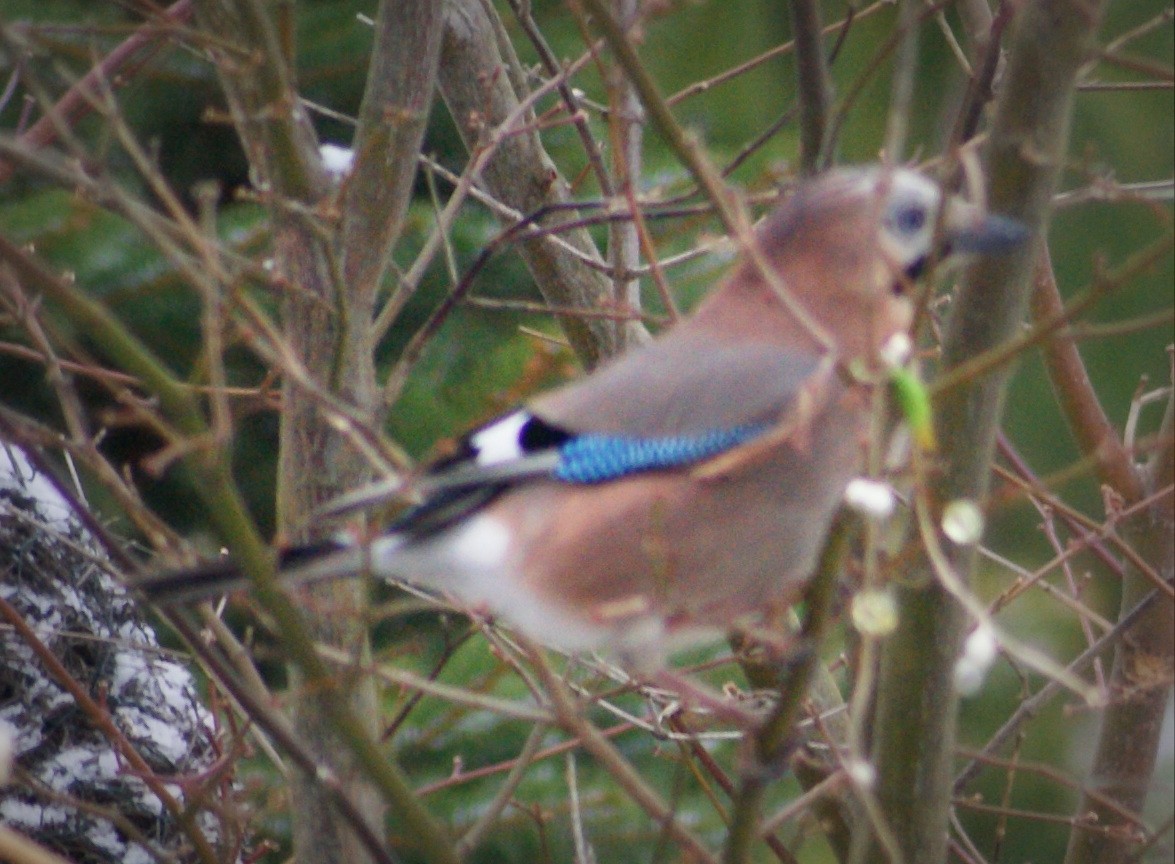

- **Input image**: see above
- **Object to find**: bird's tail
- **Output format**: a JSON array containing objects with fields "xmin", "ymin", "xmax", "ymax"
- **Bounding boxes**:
[{"xmin": 138, "ymin": 539, "xmax": 367, "ymax": 605}]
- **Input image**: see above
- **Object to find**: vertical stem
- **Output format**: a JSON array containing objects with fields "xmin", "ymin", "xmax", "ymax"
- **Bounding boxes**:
[
  {"xmin": 1064, "ymin": 392, "xmax": 1174, "ymax": 864},
  {"xmin": 789, "ymin": 0, "xmax": 832, "ymax": 175},
  {"xmin": 607, "ymin": 0, "xmax": 647, "ymax": 347},
  {"xmin": 867, "ymin": 1, "xmax": 1108, "ymax": 861},
  {"xmin": 883, "ymin": 0, "xmax": 919, "ymax": 162},
  {"xmin": 190, "ymin": 2, "xmax": 454, "ymax": 862}
]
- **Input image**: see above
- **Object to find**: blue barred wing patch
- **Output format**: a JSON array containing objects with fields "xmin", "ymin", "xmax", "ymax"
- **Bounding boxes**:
[{"xmin": 552, "ymin": 424, "xmax": 768, "ymax": 484}]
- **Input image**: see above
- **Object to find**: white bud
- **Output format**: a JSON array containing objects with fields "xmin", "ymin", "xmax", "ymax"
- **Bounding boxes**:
[
  {"xmin": 942, "ymin": 499, "xmax": 984, "ymax": 545},
  {"xmin": 850, "ymin": 590, "xmax": 899, "ymax": 637},
  {"xmin": 879, "ymin": 332, "xmax": 914, "ymax": 369},
  {"xmin": 954, "ymin": 625, "xmax": 999, "ymax": 696},
  {"xmin": 844, "ymin": 478, "xmax": 897, "ymax": 520},
  {"xmin": 319, "ymin": 144, "xmax": 355, "ymax": 179},
  {"xmin": 846, "ymin": 758, "xmax": 876, "ymax": 789}
]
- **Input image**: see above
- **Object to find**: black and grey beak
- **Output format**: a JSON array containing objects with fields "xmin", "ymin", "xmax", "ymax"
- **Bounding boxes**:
[
  {"xmin": 948, "ymin": 211, "xmax": 1030, "ymax": 254},
  {"xmin": 941, "ymin": 191, "xmax": 1031, "ymax": 257}
]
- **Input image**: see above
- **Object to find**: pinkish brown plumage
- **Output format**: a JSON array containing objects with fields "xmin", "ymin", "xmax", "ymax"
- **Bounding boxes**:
[{"xmin": 142, "ymin": 166, "xmax": 1025, "ymax": 663}]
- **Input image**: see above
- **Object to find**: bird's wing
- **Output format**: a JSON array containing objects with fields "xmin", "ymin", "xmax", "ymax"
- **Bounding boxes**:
[
  {"xmin": 529, "ymin": 329, "xmax": 822, "ymax": 435},
  {"xmin": 388, "ymin": 334, "xmax": 824, "ymax": 538}
]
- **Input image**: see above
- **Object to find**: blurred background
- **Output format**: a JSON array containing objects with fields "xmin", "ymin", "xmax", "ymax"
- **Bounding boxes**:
[{"xmin": 0, "ymin": 1, "xmax": 1171, "ymax": 861}]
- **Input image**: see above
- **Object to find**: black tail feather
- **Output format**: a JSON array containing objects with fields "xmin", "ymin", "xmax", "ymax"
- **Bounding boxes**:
[
  {"xmin": 137, "ymin": 557, "xmax": 247, "ymax": 604},
  {"xmin": 140, "ymin": 539, "xmax": 349, "ymax": 605}
]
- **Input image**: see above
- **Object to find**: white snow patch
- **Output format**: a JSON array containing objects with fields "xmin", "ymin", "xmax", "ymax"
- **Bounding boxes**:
[{"xmin": 0, "ymin": 444, "xmax": 75, "ymax": 529}]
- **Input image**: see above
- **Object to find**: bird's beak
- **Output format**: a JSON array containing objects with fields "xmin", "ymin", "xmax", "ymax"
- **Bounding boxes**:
[{"xmin": 944, "ymin": 200, "xmax": 1029, "ymax": 255}]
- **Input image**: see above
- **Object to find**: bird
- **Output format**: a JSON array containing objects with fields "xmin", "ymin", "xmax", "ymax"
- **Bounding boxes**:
[{"xmin": 142, "ymin": 166, "xmax": 1025, "ymax": 665}]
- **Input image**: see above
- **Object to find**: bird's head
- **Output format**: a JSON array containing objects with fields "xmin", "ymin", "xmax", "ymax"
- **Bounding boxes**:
[
  {"xmin": 874, "ymin": 168, "xmax": 1028, "ymax": 282},
  {"xmin": 715, "ymin": 166, "xmax": 1028, "ymax": 359}
]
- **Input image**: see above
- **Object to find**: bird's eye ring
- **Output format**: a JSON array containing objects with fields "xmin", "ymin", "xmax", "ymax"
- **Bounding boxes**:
[{"xmin": 890, "ymin": 202, "xmax": 927, "ymax": 234}]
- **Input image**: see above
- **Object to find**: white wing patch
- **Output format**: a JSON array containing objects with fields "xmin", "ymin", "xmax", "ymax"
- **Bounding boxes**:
[{"xmin": 469, "ymin": 411, "xmax": 530, "ymax": 466}]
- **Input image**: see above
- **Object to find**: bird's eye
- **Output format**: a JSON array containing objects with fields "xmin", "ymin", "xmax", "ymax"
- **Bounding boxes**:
[{"xmin": 889, "ymin": 201, "xmax": 928, "ymax": 235}]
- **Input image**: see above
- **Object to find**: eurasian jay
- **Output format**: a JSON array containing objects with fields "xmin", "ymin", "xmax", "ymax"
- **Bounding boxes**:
[{"xmin": 143, "ymin": 167, "xmax": 1024, "ymax": 661}]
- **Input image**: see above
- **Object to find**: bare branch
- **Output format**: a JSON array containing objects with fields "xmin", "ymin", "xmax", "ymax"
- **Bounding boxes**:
[
  {"xmin": 340, "ymin": 0, "xmax": 443, "ymax": 299},
  {"xmin": 437, "ymin": 0, "xmax": 620, "ymax": 368}
]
